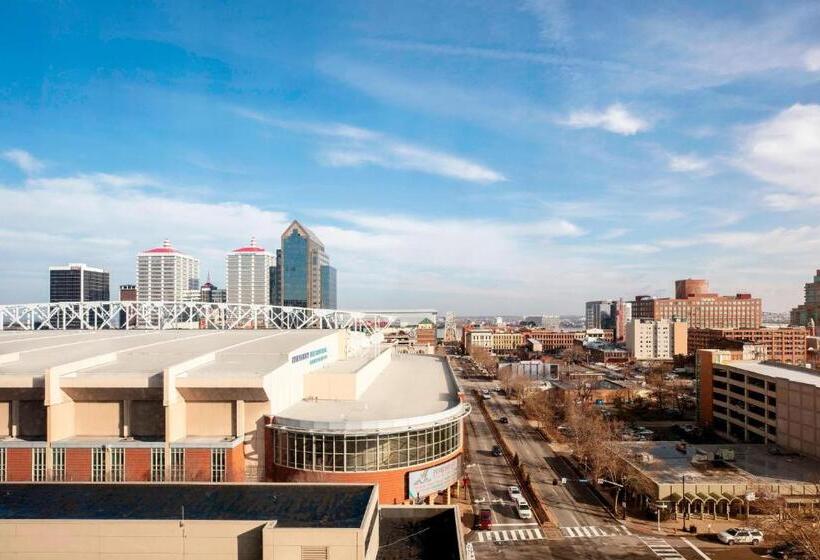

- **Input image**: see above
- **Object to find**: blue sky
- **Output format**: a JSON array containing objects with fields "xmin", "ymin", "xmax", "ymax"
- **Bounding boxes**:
[{"xmin": 1, "ymin": 1, "xmax": 819, "ymax": 314}]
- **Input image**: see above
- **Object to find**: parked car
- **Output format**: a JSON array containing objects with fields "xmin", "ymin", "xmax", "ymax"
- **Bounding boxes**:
[
  {"xmin": 498, "ymin": 416, "xmax": 509, "ymax": 424},
  {"xmin": 717, "ymin": 528, "xmax": 764, "ymax": 545},
  {"xmin": 507, "ymin": 486, "xmax": 522, "ymax": 501},
  {"xmin": 478, "ymin": 508, "xmax": 493, "ymax": 530},
  {"xmin": 768, "ymin": 542, "xmax": 807, "ymax": 559},
  {"xmin": 491, "ymin": 445, "xmax": 503, "ymax": 457},
  {"xmin": 515, "ymin": 498, "xmax": 533, "ymax": 520}
]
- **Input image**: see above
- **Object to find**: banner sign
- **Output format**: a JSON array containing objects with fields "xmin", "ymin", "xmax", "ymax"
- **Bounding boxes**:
[{"xmin": 408, "ymin": 457, "xmax": 460, "ymax": 499}]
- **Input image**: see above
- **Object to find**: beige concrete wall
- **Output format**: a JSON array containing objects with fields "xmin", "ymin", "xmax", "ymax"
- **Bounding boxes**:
[
  {"xmin": 264, "ymin": 526, "xmax": 362, "ymax": 560},
  {"xmin": 243, "ymin": 401, "xmax": 268, "ymax": 480},
  {"xmin": 0, "ymin": 519, "xmax": 267, "ymax": 560},
  {"xmin": 130, "ymin": 400, "xmax": 165, "ymax": 437},
  {"xmin": 186, "ymin": 401, "xmax": 234, "ymax": 437},
  {"xmin": 75, "ymin": 401, "xmax": 122, "ymax": 437},
  {"xmin": 776, "ymin": 380, "xmax": 820, "ymax": 460},
  {"xmin": 0, "ymin": 400, "xmax": 9, "ymax": 437},
  {"xmin": 47, "ymin": 400, "xmax": 76, "ymax": 442},
  {"xmin": 166, "ymin": 397, "xmax": 187, "ymax": 442}
]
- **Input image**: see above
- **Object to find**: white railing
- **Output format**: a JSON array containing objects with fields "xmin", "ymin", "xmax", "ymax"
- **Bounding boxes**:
[{"xmin": 0, "ymin": 301, "xmax": 394, "ymax": 334}]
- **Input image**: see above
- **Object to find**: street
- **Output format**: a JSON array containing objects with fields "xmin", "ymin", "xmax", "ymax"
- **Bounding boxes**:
[{"xmin": 453, "ymin": 355, "xmax": 768, "ymax": 560}]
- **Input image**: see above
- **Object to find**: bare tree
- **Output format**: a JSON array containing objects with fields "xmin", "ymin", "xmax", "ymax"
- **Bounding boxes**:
[
  {"xmin": 753, "ymin": 494, "xmax": 820, "ymax": 560},
  {"xmin": 561, "ymin": 344, "xmax": 589, "ymax": 365}
]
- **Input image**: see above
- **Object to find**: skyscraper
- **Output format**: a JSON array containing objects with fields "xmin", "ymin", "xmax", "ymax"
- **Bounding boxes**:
[
  {"xmin": 790, "ymin": 269, "xmax": 820, "ymax": 336},
  {"xmin": 585, "ymin": 300, "xmax": 614, "ymax": 329},
  {"xmin": 225, "ymin": 237, "xmax": 275, "ymax": 305},
  {"xmin": 49, "ymin": 263, "xmax": 110, "ymax": 303},
  {"xmin": 136, "ymin": 239, "xmax": 200, "ymax": 302},
  {"xmin": 278, "ymin": 221, "xmax": 336, "ymax": 308}
]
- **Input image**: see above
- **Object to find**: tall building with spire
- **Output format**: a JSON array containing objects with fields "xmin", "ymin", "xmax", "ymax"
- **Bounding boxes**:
[
  {"xmin": 275, "ymin": 221, "xmax": 337, "ymax": 309},
  {"xmin": 225, "ymin": 237, "xmax": 275, "ymax": 305},
  {"xmin": 136, "ymin": 239, "xmax": 200, "ymax": 302}
]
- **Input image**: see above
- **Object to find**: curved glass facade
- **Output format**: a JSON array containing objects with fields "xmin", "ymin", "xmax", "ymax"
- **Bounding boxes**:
[{"xmin": 271, "ymin": 419, "xmax": 462, "ymax": 472}]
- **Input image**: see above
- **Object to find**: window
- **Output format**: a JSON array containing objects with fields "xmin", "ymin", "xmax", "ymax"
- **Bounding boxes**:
[
  {"xmin": 170, "ymin": 448, "xmax": 185, "ymax": 481},
  {"xmin": 92, "ymin": 448, "xmax": 106, "ymax": 482},
  {"xmin": 52, "ymin": 448, "xmax": 65, "ymax": 481},
  {"xmin": 32, "ymin": 448, "xmax": 47, "ymax": 481},
  {"xmin": 151, "ymin": 448, "xmax": 165, "ymax": 481},
  {"xmin": 0, "ymin": 448, "xmax": 6, "ymax": 482},
  {"xmin": 110, "ymin": 448, "xmax": 124, "ymax": 482},
  {"xmin": 211, "ymin": 448, "xmax": 226, "ymax": 482}
]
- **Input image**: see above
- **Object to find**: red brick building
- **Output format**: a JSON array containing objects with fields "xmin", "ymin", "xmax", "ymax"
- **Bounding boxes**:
[
  {"xmin": 633, "ymin": 279, "xmax": 762, "ymax": 329},
  {"xmin": 688, "ymin": 327, "xmax": 809, "ymax": 365}
]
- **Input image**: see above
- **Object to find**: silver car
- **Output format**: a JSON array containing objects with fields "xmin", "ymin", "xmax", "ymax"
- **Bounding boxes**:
[{"xmin": 717, "ymin": 527, "xmax": 763, "ymax": 545}]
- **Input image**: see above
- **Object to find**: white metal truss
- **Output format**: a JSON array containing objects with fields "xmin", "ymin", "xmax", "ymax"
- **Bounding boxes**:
[{"xmin": 0, "ymin": 301, "xmax": 394, "ymax": 334}]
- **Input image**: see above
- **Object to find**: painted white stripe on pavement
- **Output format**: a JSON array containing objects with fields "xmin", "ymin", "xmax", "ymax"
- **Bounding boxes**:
[{"xmin": 681, "ymin": 538, "xmax": 712, "ymax": 560}]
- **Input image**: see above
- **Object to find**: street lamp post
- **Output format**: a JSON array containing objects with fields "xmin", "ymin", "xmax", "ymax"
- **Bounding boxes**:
[{"xmin": 681, "ymin": 474, "xmax": 687, "ymax": 532}]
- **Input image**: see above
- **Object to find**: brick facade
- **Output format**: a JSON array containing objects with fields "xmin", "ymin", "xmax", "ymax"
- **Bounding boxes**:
[
  {"xmin": 5, "ymin": 448, "xmax": 33, "ymax": 481},
  {"xmin": 227, "ymin": 445, "xmax": 245, "ymax": 482},
  {"xmin": 184, "ymin": 448, "xmax": 212, "ymax": 482},
  {"xmin": 65, "ymin": 448, "xmax": 92, "ymax": 482},
  {"xmin": 124, "ymin": 448, "xmax": 151, "ymax": 481},
  {"xmin": 271, "ymin": 450, "xmax": 462, "ymax": 504}
]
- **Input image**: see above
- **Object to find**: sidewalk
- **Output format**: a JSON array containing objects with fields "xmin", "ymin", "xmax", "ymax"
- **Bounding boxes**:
[{"xmin": 624, "ymin": 512, "xmax": 743, "ymax": 538}]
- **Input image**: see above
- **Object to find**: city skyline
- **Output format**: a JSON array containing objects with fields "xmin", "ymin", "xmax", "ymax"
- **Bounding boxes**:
[{"xmin": 1, "ymin": 2, "xmax": 819, "ymax": 314}]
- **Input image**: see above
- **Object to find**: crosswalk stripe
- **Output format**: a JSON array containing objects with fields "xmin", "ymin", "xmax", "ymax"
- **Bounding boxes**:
[{"xmin": 474, "ymin": 528, "xmax": 548, "ymax": 544}]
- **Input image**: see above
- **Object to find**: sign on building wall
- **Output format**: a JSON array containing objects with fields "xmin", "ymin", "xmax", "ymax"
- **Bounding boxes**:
[{"xmin": 408, "ymin": 457, "xmax": 460, "ymax": 499}]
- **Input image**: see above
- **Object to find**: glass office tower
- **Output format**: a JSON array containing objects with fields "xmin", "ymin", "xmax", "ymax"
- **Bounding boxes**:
[{"xmin": 278, "ymin": 221, "xmax": 336, "ymax": 309}]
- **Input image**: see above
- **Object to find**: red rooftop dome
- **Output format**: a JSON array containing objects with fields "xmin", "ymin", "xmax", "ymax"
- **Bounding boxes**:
[
  {"xmin": 232, "ymin": 236, "xmax": 265, "ymax": 253},
  {"xmin": 143, "ymin": 239, "xmax": 179, "ymax": 254}
]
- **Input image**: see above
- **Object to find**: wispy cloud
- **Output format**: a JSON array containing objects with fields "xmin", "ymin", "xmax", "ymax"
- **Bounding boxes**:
[
  {"xmin": 666, "ymin": 153, "xmax": 713, "ymax": 174},
  {"xmin": 2, "ymin": 149, "xmax": 44, "ymax": 174},
  {"xmin": 521, "ymin": 0, "xmax": 571, "ymax": 44},
  {"xmin": 805, "ymin": 47, "xmax": 820, "ymax": 71},
  {"xmin": 234, "ymin": 106, "xmax": 505, "ymax": 184},
  {"xmin": 734, "ymin": 104, "xmax": 820, "ymax": 196},
  {"xmin": 562, "ymin": 103, "xmax": 649, "ymax": 135}
]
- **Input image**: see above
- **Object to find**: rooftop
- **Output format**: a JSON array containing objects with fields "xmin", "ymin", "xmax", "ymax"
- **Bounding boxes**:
[
  {"xmin": 275, "ymin": 354, "xmax": 464, "ymax": 430},
  {"xmin": 724, "ymin": 360, "xmax": 820, "ymax": 388},
  {"xmin": 0, "ymin": 329, "xmax": 334, "ymax": 379},
  {"xmin": 619, "ymin": 441, "xmax": 820, "ymax": 486},
  {"xmin": 0, "ymin": 483, "xmax": 375, "ymax": 527},
  {"xmin": 377, "ymin": 506, "xmax": 463, "ymax": 560}
]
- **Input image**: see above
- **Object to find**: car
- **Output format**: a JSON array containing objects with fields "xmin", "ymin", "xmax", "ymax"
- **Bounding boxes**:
[
  {"xmin": 491, "ymin": 445, "xmax": 503, "ymax": 457},
  {"xmin": 515, "ymin": 498, "xmax": 533, "ymax": 519},
  {"xmin": 717, "ymin": 527, "xmax": 764, "ymax": 545},
  {"xmin": 768, "ymin": 542, "xmax": 807, "ymax": 559},
  {"xmin": 478, "ymin": 508, "xmax": 493, "ymax": 530},
  {"xmin": 499, "ymin": 416, "xmax": 509, "ymax": 424},
  {"xmin": 681, "ymin": 424, "xmax": 697, "ymax": 433},
  {"xmin": 507, "ymin": 486, "xmax": 522, "ymax": 501}
]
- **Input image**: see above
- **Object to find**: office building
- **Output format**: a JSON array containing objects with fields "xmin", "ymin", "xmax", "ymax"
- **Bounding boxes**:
[
  {"xmin": 0, "ymin": 329, "xmax": 468, "ymax": 505},
  {"xmin": 688, "ymin": 327, "xmax": 808, "ymax": 365},
  {"xmin": 415, "ymin": 317, "xmax": 436, "ymax": 347},
  {"xmin": 277, "ymin": 221, "xmax": 336, "ymax": 309},
  {"xmin": 225, "ymin": 237, "xmax": 275, "ymax": 305},
  {"xmin": 541, "ymin": 314, "xmax": 560, "ymax": 330},
  {"xmin": 697, "ymin": 350, "xmax": 820, "ymax": 459},
  {"xmin": 611, "ymin": 299, "xmax": 632, "ymax": 342},
  {"xmin": 200, "ymin": 275, "xmax": 226, "ymax": 303},
  {"xmin": 49, "ymin": 263, "xmax": 109, "ymax": 303},
  {"xmin": 585, "ymin": 300, "xmax": 614, "ymax": 330},
  {"xmin": 790, "ymin": 269, "xmax": 820, "ymax": 335},
  {"xmin": 626, "ymin": 318, "xmax": 688, "ymax": 361},
  {"xmin": 632, "ymin": 279, "xmax": 761, "ymax": 329},
  {"xmin": 136, "ymin": 239, "xmax": 200, "ymax": 302}
]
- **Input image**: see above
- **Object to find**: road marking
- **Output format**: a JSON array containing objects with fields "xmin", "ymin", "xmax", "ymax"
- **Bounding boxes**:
[
  {"xmin": 560, "ymin": 525, "xmax": 631, "ymax": 538},
  {"xmin": 640, "ymin": 537, "xmax": 685, "ymax": 560},
  {"xmin": 681, "ymin": 537, "xmax": 712, "ymax": 560},
  {"xmin": 491, "ymin": 522, "xmax": 539, "ymax": 527},
  {"xmin": 475, "ymin": 528, "xmax": 546, "ymax": 543}
]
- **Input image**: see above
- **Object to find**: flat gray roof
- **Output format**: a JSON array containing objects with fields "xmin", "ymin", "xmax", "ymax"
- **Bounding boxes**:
[
  {"xmin": 274, "ymin": 354, "xmax": 465, "ymax": 431},
  {"xmin": 725, "ymin": 360, "xmax": 820, "ymax": 388},
  {"xmin": 0, "ymin": 329, "xmax": 334, "ymax": 378},
  {"xmin": 620, "ymin": 441, "xmax": 820, "ymax": 485}
]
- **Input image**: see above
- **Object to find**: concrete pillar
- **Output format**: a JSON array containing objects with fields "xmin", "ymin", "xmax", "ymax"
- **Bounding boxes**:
[
  {"xmin": 122, "ymin": 400, "xmax": 131, "ymax": 438},
  {"xmin": 235, "ymin": 400, "xmax": 245, "ymax": 439},
  {"xmin": 446, "ymin": 486, "xmax": 451, "ymax": 505},
  {"xmin": 10, "ymin": 400, "xmax": 19, "ymax": 438}
]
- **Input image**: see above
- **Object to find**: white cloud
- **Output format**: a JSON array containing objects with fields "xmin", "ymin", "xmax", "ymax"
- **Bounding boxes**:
[
  {"xmin": 763, "ymin": 192, "xmax": 820, "ymax": 211},
  {"xmin": 2, "ymin": 149, "xmax": 44, "ymax": 174},
  {"xmin": 805, "ymin": 47, "xmax": 820, "ymax": 71},
  {"xmin": 563, "ymin": 103, "xmax": 649, "ymax": 135},
  {"xmin": 735, "ymin": 104, "xmax": 820, "ymax": 195},
  {"xmin": 521, "ymin": 0, "xmax": 570, "ymax": 44},
  {"xmin": 235, "ymin": 107, "xmax": 505, "ymax": 184},
  {"xmin": 667, "ymin": 153, "xmax": 712, "ymax": 174}
]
